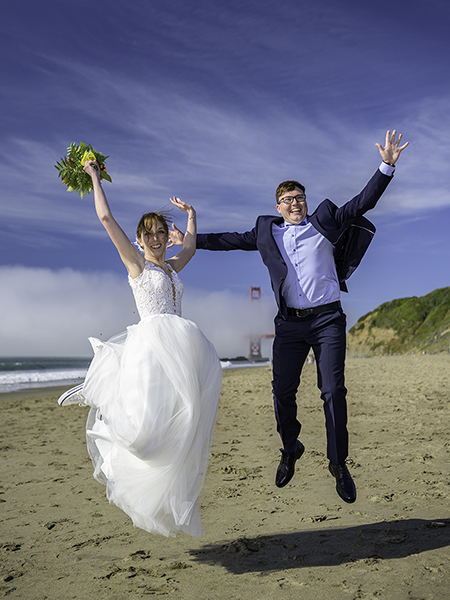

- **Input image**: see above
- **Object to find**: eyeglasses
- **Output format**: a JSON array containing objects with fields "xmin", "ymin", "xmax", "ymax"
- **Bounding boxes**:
[{"xmin": 277, "ymin": 193, "xmax": 306, "ymax": 205}]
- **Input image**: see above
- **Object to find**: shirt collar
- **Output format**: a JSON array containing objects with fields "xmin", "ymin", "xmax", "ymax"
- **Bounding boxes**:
[{"xmin": 282, "ymin": 216, "xmax": 308, "ymax": 228}]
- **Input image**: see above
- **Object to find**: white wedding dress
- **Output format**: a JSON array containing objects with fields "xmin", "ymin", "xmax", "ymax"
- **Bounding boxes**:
[{"xmin": 82, "ymin": 260, "xmax": 222, "ymax": 537}]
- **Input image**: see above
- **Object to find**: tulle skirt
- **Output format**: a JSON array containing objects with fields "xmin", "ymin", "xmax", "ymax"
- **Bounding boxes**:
[{"xmin": 82, "ymin": 314, "xmax": 222, "ymax": 537}]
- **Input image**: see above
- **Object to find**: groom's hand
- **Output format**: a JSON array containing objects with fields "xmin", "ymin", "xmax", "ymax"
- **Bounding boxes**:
[{"xmin": 375, "ymin": 129, "xmax": 409, "ymax": 165}]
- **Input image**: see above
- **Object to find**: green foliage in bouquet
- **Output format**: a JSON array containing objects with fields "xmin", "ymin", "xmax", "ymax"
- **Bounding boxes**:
[{"xmin": 55, "ymin": 142, "xmax": 112, "ymax": 198}]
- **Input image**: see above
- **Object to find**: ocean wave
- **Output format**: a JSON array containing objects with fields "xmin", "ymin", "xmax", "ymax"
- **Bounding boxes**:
[
  {"xmin": 0, "ymin": 369, "xmax": 88, "ymax": 385},
  {"xmin": 0, "ymin": 369, "xmax": 88, "ymax": 393},
  {"xmin": 0, "ymin": 361, "xmax": 271, "ymax": 393}
]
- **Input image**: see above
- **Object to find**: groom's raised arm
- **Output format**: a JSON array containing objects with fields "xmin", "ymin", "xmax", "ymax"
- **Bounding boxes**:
[{"xmin": 331, "ymin": 129, "xmax": 409, "ymax": 225}]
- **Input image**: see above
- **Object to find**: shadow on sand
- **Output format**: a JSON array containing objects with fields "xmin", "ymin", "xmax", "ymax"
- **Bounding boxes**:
[{"xmin": 190, "ymin": 518, "xmax": 450, "ymax": 572}]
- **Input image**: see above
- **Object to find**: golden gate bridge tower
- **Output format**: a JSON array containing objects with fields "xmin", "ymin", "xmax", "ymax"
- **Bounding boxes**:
[{"xmin": 248, "ymin": 286, "xmax": 274, "ymax": 359}]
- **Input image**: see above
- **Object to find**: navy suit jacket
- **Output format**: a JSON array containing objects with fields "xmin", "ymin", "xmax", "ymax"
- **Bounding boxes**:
[{"xmin": 197, "ymin": 169, "xmax": 393, "ymax": 318}]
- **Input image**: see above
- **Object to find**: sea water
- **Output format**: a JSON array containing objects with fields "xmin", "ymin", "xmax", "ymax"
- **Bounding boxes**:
[
  {"xmin": 0, "ymin": 357, "xmax": 90, "ymax": 393},
  {"xmin": 0, "ymin": 356, "xmax": 271, "ymax": 394}
]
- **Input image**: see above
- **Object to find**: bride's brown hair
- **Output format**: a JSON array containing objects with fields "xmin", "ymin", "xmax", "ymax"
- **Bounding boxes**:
[{"xmin": 136, "ymin": 211, "xmax": 172, "ymax": 240}]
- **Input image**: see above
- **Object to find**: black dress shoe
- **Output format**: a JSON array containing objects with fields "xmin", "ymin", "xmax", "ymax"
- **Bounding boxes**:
[
  {"xmin": 275, "ymin": 441, "xmax": 305, "ymax": 488},
  {"xmin": 328, "ymin": 461, "xmax": 356, "ymax": 503}
]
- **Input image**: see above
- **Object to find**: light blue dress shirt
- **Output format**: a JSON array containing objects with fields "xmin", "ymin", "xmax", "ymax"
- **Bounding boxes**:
[{"xmin": 272, "ymin": 218, "xmax": 341, "ymax": 309}]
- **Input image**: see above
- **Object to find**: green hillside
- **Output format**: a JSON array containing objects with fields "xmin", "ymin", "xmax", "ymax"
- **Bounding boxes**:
[{"xmin": 347, "ymin": 287, "xmax": 450, "ymax": 356}]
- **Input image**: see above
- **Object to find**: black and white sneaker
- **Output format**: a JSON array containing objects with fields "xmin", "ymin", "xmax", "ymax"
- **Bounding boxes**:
[{"xmin": 58, "ymin": 383, "xmax": 85, "ymax": 406}]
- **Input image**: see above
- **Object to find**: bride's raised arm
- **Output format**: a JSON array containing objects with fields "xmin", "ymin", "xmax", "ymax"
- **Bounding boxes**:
[
  {"xmin": 84, "ymin": 160, "xmax": 144, "ymax": 278},
  {"xmin": 166, "ymin": 197, "xmax": 196, "ymax": 273}
]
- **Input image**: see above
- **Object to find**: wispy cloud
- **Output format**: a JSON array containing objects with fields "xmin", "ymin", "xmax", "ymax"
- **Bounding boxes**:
[{"xmin": 4, "ymin": 56, "xmax": 449, "ymax": 244}]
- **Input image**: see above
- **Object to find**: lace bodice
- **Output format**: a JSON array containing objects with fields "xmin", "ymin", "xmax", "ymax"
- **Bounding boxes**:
[{"xmin": 128, "ymin": 260, "xmax": 184, "ymax": 319}]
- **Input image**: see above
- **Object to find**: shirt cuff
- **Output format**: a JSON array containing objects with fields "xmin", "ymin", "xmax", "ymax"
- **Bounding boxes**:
[{"xmin": 379, "ymin": 161, "xmax": 395, "ymax": 177}]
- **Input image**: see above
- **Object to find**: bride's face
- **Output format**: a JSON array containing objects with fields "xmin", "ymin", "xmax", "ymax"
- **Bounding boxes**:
[{"xmin": 140, "ymin": 220, "xmax": 168, "ymax": 260}]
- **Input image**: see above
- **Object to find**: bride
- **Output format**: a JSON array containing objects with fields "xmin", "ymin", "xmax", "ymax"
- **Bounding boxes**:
[{"xmin": 59, "ymin": 160, "xmax": 222, "ymax": 537}]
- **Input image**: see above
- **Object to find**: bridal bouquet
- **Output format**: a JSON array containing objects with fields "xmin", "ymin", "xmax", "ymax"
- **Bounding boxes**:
[{"xmin": 55, "ymin": 142, "xmax": 112, "ymax": 198}]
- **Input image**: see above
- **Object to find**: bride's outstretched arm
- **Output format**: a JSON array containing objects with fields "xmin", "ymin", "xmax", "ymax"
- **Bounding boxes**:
[
  {"xmin": 84, "ymin": 161, "xmax": 144, "ymax": 277},
  {"xmin": 166, "ymin": 197, "xmax": 196, "ymax": 272}
]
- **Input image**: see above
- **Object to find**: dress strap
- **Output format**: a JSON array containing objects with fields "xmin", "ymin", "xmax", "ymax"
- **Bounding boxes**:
[{"xmin": 165, "ymin": 268, "xmax": 177, "ymax": 313}]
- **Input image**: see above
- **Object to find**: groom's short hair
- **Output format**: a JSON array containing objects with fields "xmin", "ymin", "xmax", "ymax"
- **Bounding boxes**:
[{"xmin": 276, "ymin": 180, "xmax": 306, "ymax": 202}]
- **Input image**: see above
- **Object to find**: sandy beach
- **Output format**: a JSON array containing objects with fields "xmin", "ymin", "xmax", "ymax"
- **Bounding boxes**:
[{"xmin": 1, "ymin": 354, "xmax": 449, "ymax": 599}]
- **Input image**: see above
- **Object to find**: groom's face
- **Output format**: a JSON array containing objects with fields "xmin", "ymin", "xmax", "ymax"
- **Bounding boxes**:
[{"xmin": 276, "ymin": 187, "xmax": 308, "ymax": 225}]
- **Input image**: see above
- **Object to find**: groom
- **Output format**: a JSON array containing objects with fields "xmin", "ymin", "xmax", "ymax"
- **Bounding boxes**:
[{"xmin": 171, "ymin": 130, "xmax": 408, "ymax": 503}]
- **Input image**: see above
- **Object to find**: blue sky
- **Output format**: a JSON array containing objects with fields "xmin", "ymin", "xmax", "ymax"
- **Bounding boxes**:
[{"xmin": 1, "ymin": 0, "xmax": 449, "ymax": 357}]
